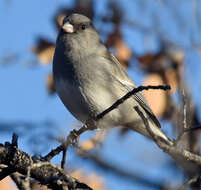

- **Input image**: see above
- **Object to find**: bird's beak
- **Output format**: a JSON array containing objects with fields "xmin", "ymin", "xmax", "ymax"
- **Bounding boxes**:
[{"xmin": 62, "ymin": 22, "xmax": 74, "ymax": 33}]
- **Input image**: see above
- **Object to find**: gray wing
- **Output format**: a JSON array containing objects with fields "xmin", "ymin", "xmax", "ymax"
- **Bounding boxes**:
[
  {"xmin": 104, "ymin": 53, "xmax": 161, "ymax": 128},
  {"xmin": 121, "ymin": 82, "xmax": 161, "ymax": 128}
]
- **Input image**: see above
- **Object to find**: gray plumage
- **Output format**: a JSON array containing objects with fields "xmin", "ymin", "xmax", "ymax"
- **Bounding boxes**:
[{"xmin": 53, "ymin": 13, "xmax": 172, "ymax": 145}]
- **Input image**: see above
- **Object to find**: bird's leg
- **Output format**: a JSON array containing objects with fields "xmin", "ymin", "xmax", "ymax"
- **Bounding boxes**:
[
  {"xmin": 61, "ymin": 126, "xmax": 89, "ymax": 168},
  {"xmin": 44, "ymin": 120, "xmax": 97, "ymax": 168},
  {"xmin": 67, "ymin": 119, "xmax": 97, "ymax": 147}
]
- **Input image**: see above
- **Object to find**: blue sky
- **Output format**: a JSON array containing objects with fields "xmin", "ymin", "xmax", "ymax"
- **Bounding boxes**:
[{"xmin": 0, "ymin": 0, "xmax": 201, "ymax": 189}]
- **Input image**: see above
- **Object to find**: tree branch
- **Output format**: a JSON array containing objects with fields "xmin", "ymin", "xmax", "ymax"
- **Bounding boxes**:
[{"xmin": 0, "ymin": 135, "xmax": 93, "ymax": 190}]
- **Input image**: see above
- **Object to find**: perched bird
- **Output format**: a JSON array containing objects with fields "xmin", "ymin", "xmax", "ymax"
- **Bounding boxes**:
[{"xmin": 53, "ymin": 13, "xmax": 172, "ymax": 145}]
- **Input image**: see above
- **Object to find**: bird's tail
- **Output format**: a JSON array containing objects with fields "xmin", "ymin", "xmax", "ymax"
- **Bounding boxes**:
[
  {"xmin": 146, "ymin": 122, "xmax": 173, "ymax": 146},
  {"xmin": 129, "ymin": 121, "xmax": 173, "ymax": 146}
]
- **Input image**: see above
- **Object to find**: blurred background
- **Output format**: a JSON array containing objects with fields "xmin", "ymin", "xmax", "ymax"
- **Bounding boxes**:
[{"xmin": 0, "ymin": 0, "xmax": 201, "ymax": 189}]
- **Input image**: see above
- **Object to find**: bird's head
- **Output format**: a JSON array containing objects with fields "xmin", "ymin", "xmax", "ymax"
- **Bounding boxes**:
[{"xmin": 57, "ymin": 13, "xmax": 105, "ymax": 57}]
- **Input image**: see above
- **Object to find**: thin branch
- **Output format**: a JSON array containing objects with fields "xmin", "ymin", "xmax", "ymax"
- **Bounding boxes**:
[
  {"xmin": 96, "ymin": 85, "xmax": 171, "ymax": 120},
  {"xmin": 178, "ymin": 175, "xmax": 201, "ymax": 190},
  {"xmin": 44, "ymin": 125, "xmax": 89, "ymax": 161},
  {"xmin": 61, "ymin": 147, "xmax": 67, "ymax": 169},
  {"xmin": 12, "ymin": 133, "xmax": 18, "ymax": 147},
  {"xmin": 78, "ymin": 150, "xmax": 166, "ymax": 190},
  {"xmin": 182, "ymin": 90, "xmax": 187, "ymax": 130},
  {"xmin": 174, "ymin": 90, "xmax": 187, "ymax": 145},
  {"xmin": 134, "ymin": 104, "xmax": 201, "ymax": 172},
  {"xmin": 183, "ymin": 125, "xmax": 201, "ymax": 132}
]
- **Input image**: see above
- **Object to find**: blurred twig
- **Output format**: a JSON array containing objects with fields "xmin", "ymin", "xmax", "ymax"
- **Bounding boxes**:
[
  {"xmin": 78, "ymin": 150, "xmax": 166, "ymax": 190},
  {"xmin": 178, "ymin": 175, "xmax": 201, "ymax": 190}
]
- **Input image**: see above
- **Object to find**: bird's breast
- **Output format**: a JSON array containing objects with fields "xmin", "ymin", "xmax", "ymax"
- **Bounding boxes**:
[{"xmin": 54, "ymin": 76, "xmax": 93, "ymax": 123}]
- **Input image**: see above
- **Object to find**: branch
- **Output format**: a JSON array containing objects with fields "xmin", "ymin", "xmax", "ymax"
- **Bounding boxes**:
[
  {"xmin": 178, "ymin": 175, "xmax": 201, "ymax": 190},
  {"xmin": 78, "ymin": 150, "xmax": 167, "ymax": 190},
  {"xmin": 96, "ymin": 85, "xmax": 171, "ymax": 120},
  {"xmin": 0, "ymin": 135, "xmax": 93, "ymax": 190},
  {"xmin": 135, "ymin": 106, "xmax": 201, "ymax": 173}
]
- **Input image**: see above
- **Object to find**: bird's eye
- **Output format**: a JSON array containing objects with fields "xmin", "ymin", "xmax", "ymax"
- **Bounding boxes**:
[{"xmin": 81, "ymin": 24, "xmax": 86, "ymax": 30}]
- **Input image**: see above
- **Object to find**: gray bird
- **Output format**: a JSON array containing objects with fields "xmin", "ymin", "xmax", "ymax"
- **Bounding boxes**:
[{"xmin": 53, "ymin": 13, "xmax": 172, "ymax": 145}]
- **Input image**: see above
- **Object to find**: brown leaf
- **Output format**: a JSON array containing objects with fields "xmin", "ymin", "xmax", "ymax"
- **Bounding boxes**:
[
  {"xmin": 166, "ymin": 47, "xmax": 184, "ymax": 64},
  {"xmin": 70, "ymin": 169, "xmax": 105, "ymax": 190},
  {"xmin": 80, "ymin": 140, "xmax": 95, "ymax": 152},
  {"xmin": 79, "ymin": 131, "xmax": 106, "ymax": 152},
  {"xmin": 46, "ymin": 73, "xmax": 55, "ymax": 95},
  {"xmin": 31, "ymin": 38, "xmax": 55, "ymax": 65},
  {"xmin": 164, "ymin": 69, "xmax": 178, "ymax": 93},
  {"xmin": 143, "ymin": 74, "xmax": 167, "ymax": 117},
  {"xmin": 106, "ymin": 28, "xmax": 131, "ymax": 69},
  {"xmin": 138, "ymin": 53, "xmax": 156, "ymax": 65},
  {"xmin": 116, "ymin": 39, "xmax": 132, "ymax": 68},
  {"xmin": 56, "ymin": 14, "xmax": 66, "ymax": 28},
  {"xmin": 0, "ymin": 177, "xmax": 17, "ymax": 190}
]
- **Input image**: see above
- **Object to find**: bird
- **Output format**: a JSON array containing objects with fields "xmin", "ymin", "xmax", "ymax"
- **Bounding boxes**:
[{"xmin": 53, "ymin": 13, "xmax": 173, "ymax": 145}]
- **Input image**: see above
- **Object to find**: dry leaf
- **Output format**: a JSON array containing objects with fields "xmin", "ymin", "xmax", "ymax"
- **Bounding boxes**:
[
  {"xmin": 70, "ymin": 169, "xmax": 105, "ymax": 190},
  {"xmin": 143, "ymin": 74, "xmax": 167, "ymax": 117},
  {"xmin": 46, "ymin": 73, "xmax": 55, "ymax": 94},
  {"xmin": 56, "ymin": 14, "xmax": 66, "ymax": 28},
  {"xmin": 116, "ymin": 39, "xmax": 132, "ymax": 68},
  {"xmin": 80, "ymin": 140, "xmax": 95, "ymax": 152},
  {"xmin": 165, "ymin": 69, "xmax": 178, "ymax": 93},
  {"xmin": 106, "ymin": 28, "xmax": 131, "ymax": 68},
  {"xmin": 0, "ymin": 177, "xmax": 17, "ymax": 190},
  {"xmin": 31, "ymin": 39, "xmax": 55, "ymax": 65},
  {"xmin": 79, "ymin": 131, "xmax": 106, "ymax": 152},
  {"xmin": 138, "ymin": 53, "xmax": 156, "ymax": 65},
  {"xmin": 166, "ymin": 47, "xmax": 184, "ymax": 64}
]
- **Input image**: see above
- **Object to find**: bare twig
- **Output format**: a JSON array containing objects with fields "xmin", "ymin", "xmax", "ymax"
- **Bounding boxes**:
[
  {"xmin": 134, "ymin": 106, "xmax": 161, "ymax": 143},
  {"xmin": 78, "ymin": 150, "xmax": 166, "ymax": 190},
  {"xmin": 182, "ymin": 90, "xmax": 187, "ymax": 130},
  {"xmin": 44, "ymin": 125, "xmax": 89, "ymax": 162},
  {"xmin": 61, "ymin": 147, "xmax": 67, "ymax": 169},
  {"xmin": 12, "ymin": 133, "xmax": 18, "ymax": 147},
  {"xmin": 134, "ymin": 104, "xmax": 201, "ymax": 173},
  {"xmin": 183, "ymin": 125, "xmax": 201, "ymax": 132},
  {"xmin": 178, "ymin": 175, "xmax": 201, "ymax": 190},
  {"xmin": 174, "ymin": 90, "xmax": 187, "ymax": 145},
  {"xmin": 96, "ymin": 85, "xmax": 171, "ymax": 120}
]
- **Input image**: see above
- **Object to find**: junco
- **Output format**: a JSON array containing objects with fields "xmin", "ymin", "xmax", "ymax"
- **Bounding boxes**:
[{"xmin": 53, "ymin": 13, "xmax": 172, "ymax": 145}]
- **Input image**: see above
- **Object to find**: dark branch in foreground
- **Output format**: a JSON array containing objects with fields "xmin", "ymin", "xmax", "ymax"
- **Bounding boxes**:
[{"xmin": 0, "ymin": 135, "xmax": 93, "ymax": 190}]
